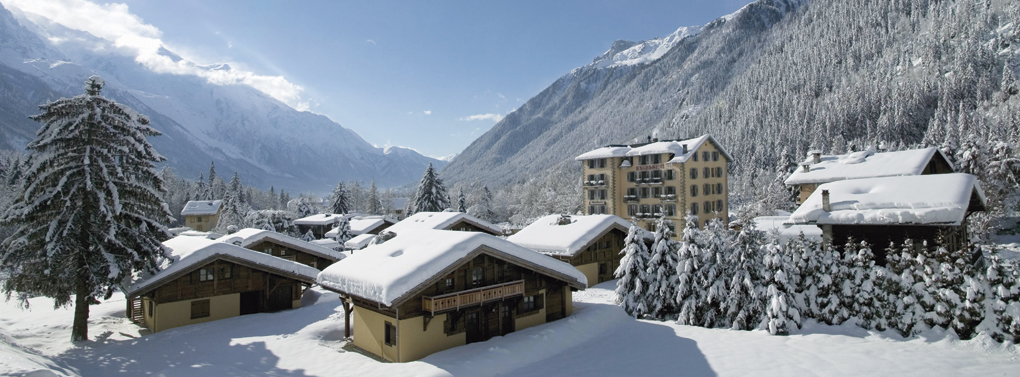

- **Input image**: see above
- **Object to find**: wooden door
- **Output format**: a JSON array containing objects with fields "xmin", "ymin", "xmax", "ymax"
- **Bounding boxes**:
[
  {"xmin": 240, "ymin": 291, "xmax": 260, "ymax": 315},
  {"xmin": 546, "ymin": 285, "xmax": 564, "ymax": 322},
  {"xmin": 267, "ymin": 277, "xmax": 294, "ymax": 312},
  {"xmin": 500, "ymin": 304, "xmax": 514, "ymax": 336},
  {"xmin": 466, "ymin": 310, "xmax": 482, "ymax": 343}
]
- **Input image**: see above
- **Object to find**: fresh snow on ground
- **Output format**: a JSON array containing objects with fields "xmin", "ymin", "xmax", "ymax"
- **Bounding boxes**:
[{"xmin": 1, "ymin": 282, "xmax": 1017, "ymax": 376}]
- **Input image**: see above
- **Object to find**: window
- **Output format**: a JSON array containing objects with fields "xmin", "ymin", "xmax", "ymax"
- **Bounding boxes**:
[
  {"xmin": 665, "ymin": 169, "xmax": 675, "ymax": 180},
  {"xmin": 588, "ymin": 190, "xmax": 596, "ymax": 200},
  {"xmin": 598, "ymin": 173, "xmax": 606, "ymax": 182},
  {"xmin": 639, "ymin": 155, "xmax": 649, "ymax": 165},
  {"xmin": 651, "ymin": 170, "xmax": 662, "ymax": 181},
  {"xmin": 219, "ymin": 265, "xmax": 232, "ymax": 279},
  {"xmin": 599, "ymin": 263, "xmax": 608, "ymax": 275},
  {"xmin": 640, "ymin": 204, "xmax": 650, "ymax": 215},
  {"xmin": 691, "ymin": 185, "xmax": 698, "ymax": 197},
  {"xmin": 703, "ymin": 151, "xmax": 710, "ymax": 161},
  {"xmin": 599, "ymin": 189, "xmax": 607, "ymax": 200},
  {"xmin": 190, "ymin": 299, "xmax": 210, "ymax": 319},
  {"xmin": 587, "ymin": 174, "xmax": 595, "ymax": 182},
  {"xmin": 704, "ymin": 184, "xmax": 711, "ymax": 195},
  {"xmin": 147, "ymin": 300, "xmax": 153, "ymax": 317},
  {"xmin": 651, "ymin": 154, "xmax": 661, "ymax": 164},
  {"xmin": 704, "ymin": 167, "xmax": 711, "ymax": 179},
  {"xmin": 717, "ymin": 200, "xmax": 724, "ymax": 212},
  {"xmin": 639, "ymin": 171, "xmax": 649, "ymax": 181},
  {"xmin": 197, "ymin": 216, "xmax": 204, "ymax": 223},
  {"xmin": 472, "ymin": 267, "xmax": 483, "ymax": 287},
  {"xmin": 652, "ymin": 204, "xmax": 663, "ymax": 216},
  {"xmin": 716, "ymin": 167, "xmax": 723, "ymax": 177},
  {"xmin": 627, "ymin": 187, "xmax": 637, "ymax": 197},
  {"xmin": 385, "ymin": 322, "xmax": 397, "ymax": 346},
  {"xmin": 587, "ymin": 159, "xmax": 596, "ymax": 169},
  {"xmin": 652, "ymin": 187, "xmax": 662, "ymax": 198},
  {"xmin": 712, "ymin": 151, "xmax": 719, "ymax": 161},
  {"xmin": 665, "ymin": 186, "xmax": 676, "ymax": 196},
  {"xmin": 523, "ymin": 296, "xmax": 536, "ymax": 312},
  {"xmin": 445, "ymin": 278, "xmax": 455, "ymax": 290},
  {"xmin": 665, "ymin": 204, "xmax": 676, "ymax": 217},
  {"xmin": 199, "ymin": 267, "xmax": 215, "ymax": 282},
  {"xmin": 690, "ymin": 168, "xmax": 698, "ymax": 179},
  {"xmin": 263, "ymin": 247, "xmax": 272, "ymax": 254},
  {"xmin": 716, "ymin": 183, "xmax": 723, "ymax": 195},
  {"xmin": 692, "ymin": 153, "xmax": 698, "ymax": 162},
  {"xmin": 627, "ymin": 172, "xmax": 636, "ymax": 182},
  {"xmin": 641, "ymin": 187, "xmax": 650, "ymax": 199},
  {"xmin": 588, "ymin": 205, "xmax": 607, "ymax": 214},
  {"xmin": 691, "ymin": 203, "xmax": 699, "ymax": 215},
  {"xmin": 705, "ymin": 201, "xmax": 713, "ymax": 212},
  {"xmin": 627, "ymin": 204, "xmax": 637, "ymax": 216},
  {"xmin": 598, "ymin": 158, "xmax": 607, "ymax": 168}
]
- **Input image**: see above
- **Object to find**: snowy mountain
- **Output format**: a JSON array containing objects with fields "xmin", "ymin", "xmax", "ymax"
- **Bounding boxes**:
[{"xmin": 0, "ymin": 4, "xmax": 445, "ymax": 193}]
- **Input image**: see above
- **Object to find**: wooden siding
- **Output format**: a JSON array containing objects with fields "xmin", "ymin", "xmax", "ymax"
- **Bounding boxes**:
[
  {"xmin": 144, "ymin": 259, "xmax": 302, "ymax": 312},
  {"xmin": 246, "ymin": 239, "xmax": 334, "ymax": 270},
  {"xmin": 557, "ymin": 228, "xmax": 626, "ymax": 284},
  {"xmin": 831, "ymin": 221, "xmax": 969, "ymax": 266},
  {"xmin": 445, "ymin": 220, "xmax": 500, "ymax": 235}
]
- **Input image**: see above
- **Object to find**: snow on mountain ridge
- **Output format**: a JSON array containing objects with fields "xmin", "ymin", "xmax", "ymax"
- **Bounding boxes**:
[{"xmin": 587, "ymin": 25, "xmax": 704, "ymax": 70}]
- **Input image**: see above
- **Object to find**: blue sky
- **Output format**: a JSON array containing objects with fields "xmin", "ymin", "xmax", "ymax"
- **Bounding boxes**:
[{"xmin": 9, "ymin": 0, "xmax": 753, "ymax": 158}]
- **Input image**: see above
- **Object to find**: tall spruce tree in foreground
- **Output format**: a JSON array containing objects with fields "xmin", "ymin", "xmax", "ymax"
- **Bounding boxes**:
[
  {"xmin": 646, "ymin": 215, "xmax": 680, "ymax": 319},
  {"xmin": 410, "ymin": 163, "xmax": 449, "ymax": 214},
  {"xmin": 615, "ymin": 224, "xmax": 651, "ymax": 318},
  {"xmin": 329, "ymin": 182, "xmax": 350, "ymax": 214},
  {"xmin": 0, "ymin": 76, "xmax": 172, "ymax": 342}
]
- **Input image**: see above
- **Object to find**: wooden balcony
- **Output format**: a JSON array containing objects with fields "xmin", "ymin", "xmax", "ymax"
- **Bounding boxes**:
[{"xmin": 422, "ymin": 280, "xmax": 525, "ymax": 315}]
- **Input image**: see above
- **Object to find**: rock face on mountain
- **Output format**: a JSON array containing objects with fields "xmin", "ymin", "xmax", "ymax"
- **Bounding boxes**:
[
  {"xmin": 441, "ymin": 0, "xmax": 805, "ymax": 186},
  {"xmin": 0, "ymin": 4, "xmax": 444, "ymax": 193}
]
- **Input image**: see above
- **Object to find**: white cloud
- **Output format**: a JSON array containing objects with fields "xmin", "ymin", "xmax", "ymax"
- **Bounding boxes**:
[
  {"xmin": 423, "ymin": 110, "xmax": 432, "ymax": 115},
  {"xmin": 458, "ymin": 113, "xmax": 503, "ymax": 122},
  {"xmin": 366, "ymin": 39, "xmax": 376, "ymax": 45},
  {"xmin": 3, "ymin": 0, "xmax": 308, "ymax": 110}
]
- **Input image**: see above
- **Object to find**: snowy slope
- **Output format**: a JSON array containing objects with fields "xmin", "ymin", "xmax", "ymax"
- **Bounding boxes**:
[
  {"xmin": 0, "ymin": 4, "xmax": 446, "ymax": 192},
  {"xmin": 1, "ymin": 282, "xmax": 1017, "ymax": 376}
]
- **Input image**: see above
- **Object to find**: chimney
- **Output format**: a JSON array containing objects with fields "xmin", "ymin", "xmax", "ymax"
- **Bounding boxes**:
[
  {"xmin": 557, "ymin": 214, "xmax": 572, "ymax": 225},
  {"xmin": 811, "ymin": 151, "xmax": 821, "ymax": 164},
  {"xmin": 801, "ymin": 163, "xmax": 810, "ymax": 172},
  {"xmin": 821, "ymin": 190, "xmax": 831, "ymax": 212},
  {"xmin": 682, "ymin": 144, "xmax": 688, "ymax": 153},
  {"xmin": 647, "ymin": 136, "xmax": 652, "ymax": 143}
]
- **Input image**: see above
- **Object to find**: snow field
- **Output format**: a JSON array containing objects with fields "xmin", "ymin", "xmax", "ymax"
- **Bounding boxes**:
[{"xmin": 0, "ymin": 283, "xmax": 1017, "ymax": 376}]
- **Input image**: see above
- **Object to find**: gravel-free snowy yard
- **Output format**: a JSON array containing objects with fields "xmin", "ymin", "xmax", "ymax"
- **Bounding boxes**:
[{"xmin": 1, "ymin": 282, "xmax": 1017, "ymax": 376}]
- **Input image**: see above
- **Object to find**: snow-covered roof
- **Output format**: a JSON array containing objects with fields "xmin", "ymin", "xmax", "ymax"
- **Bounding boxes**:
[
  {"xmin": 217, "ymin": 228, "xmax": 345, "ymax": 261},
  {"xmin": 507, "ymin": 215, "xmax": 634, "ymax": 256},
  {"xmin": 786, "ymin": 173, "xmax": 986, "ymax": 226},
  {"xmin": 324, "ymin": 216, "xmax": 388, "ymax": 238},
  {"xmin": 386, "ymin": 212, "xmax": 503, "ymax": 235},
  {"xmin": 317, "ymin": 229, "xmax": 587, "ymax": 306},
  {"xmin": 310, "ymin": 239, "xmax": 341, "ymax": 250},
  {"xmin": 753, "ymin": 216, "xmax": 823, "ymax": 242},
  {"xmin": 128, "ymin": 235, "xmax": 319, "ymax": 297},
  {"xmin": 294, "ymin": 213, "xmax": 344, "ymax": 226},
  {"xmin": 344, "ymin": 234, "xmax": 377, "ymax": 250},
  {"xmin": 181, "ymin": 200, "xmax": 223, "ymax": 216},
  {"xmin": 784, "ymin": 147, "xmax": 951, "ymax": 186},
  {"xmin": 574, "ymin": 134, "xmax": 732, "ymax": 163}
]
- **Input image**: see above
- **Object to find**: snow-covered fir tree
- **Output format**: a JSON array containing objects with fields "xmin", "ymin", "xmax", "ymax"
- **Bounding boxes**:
[
  {"xmin": 986, "ymin": 252, "xmax": 1020, "ymax": 342},
  {"xmin": 410, "ymin": 163, "xmax": 449, "ymax": 214},
  {"xmin": 329, "ymin": 182, "xmax": 350, "ymax": 215},
  {"xmin": 676, "ymin": 215, "xmax": 704, "ymax": 326},
  {"xmin": 815, "ymin": 241, "xmax": 850, "ymax": 325},
  {"xmin": 332, "ymin": 215, "xmax": 353, "ymax": 245},
  {"xmin": 206, "ymin": 161, "xmax": 218, "ymax": 200},
  {"xmin": 763, "ymin": 240, "xmax": 799, "ymax": 335},
  {"xmin": 646, "ymin": 215, "xmax": 680, "ymax": 319},
  {"xmin": 0, "ymin": 76, "xmax": 172, "ymax": 342},
  {"xmin": 697, "ymin": 219, "xmax": 731, "ymax": 328},
  {"xmin": 301, "ymin": 229, "xmax": 316, "ymax": 242},
  {"xmin": 367, "ymin": 180, "xmax": 383, "ymax": 215},
  {"xmin": 615, "ymin": 224, "xmax": 652, "ymax": 318},
  {"xmin": 789, "ymin": 233, "xmax": 822, "ymax": 320},
  {"xmin": 457, "ymin": 189, "xmax": 467, "ymax": 212},
  {"xmin": 725, "ymin": 218, "xmax": 766, "ymax": 330},
  {"xmin": 847, "ymin": 241, "xmax": 886, "ymax": 330},
  {"xmin": 296, "ymin": 197, "xmax": 313, "ymax": 218}
]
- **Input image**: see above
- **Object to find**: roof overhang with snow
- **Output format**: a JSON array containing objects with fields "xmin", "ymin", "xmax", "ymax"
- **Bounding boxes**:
[
  {"xmin": 573, "ymin": 134, "xmax": 733, "ymax": 163},
  {"xmin": 507, "ymin": 215, "xmax": 635, "ymax": 257},
  {"xmin": 786, "ymin": 173, "xmax": 986, "ymax": 227},
  {"xmin": 386, "ymin": 212, "xmax": 503, "ymax": 235},
  {"xmin": 317, "ymin": 229, "xmax": 587, "ymax": 307},
  {"xmin": 293, "ymin": 214, "xmax": 345, "ymax": 226},
  {"xmin": 217, "ymin": 228, "xmax": 345, "ymax": 261},
  {"xmin": 784, "ymin": 147, "xmax": 953, "ymax": 186}
]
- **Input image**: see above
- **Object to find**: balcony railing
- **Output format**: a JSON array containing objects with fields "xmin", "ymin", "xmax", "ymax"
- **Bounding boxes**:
[
  {"xmin": 422, "ymin": 280, "xmax": 525, "ymax": 315},
  {"xmin": 660, "ymin": 194, "xmax": 677, "ymax": 201},
  {"xmin": 623, "ymin": 195, "xmax": 639, "ymax": 202},
  {"xmin": 584, "ymin": 180, "xmax": 606, "ymax": 187}
]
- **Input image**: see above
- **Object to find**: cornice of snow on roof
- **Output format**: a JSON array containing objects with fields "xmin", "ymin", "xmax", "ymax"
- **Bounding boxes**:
[
  {"xmin": 507, "ymin": 215, "xmax": 635, "ymax": 257},
  {"xmin": 293, "ymin": 213, "xmax": 345, "ymax": 226},
  {"xmin": 181, "ymin": 200, "xmax": 223, "ymax": 216},
  {"xmin": 316, "ymin": 229, "xmax": 587, "ymax": 307},
  {"xmin": 387, "ymin": 212, "xmax": 503, "ymax": 235},
  {"xmin": 218, "ymin": 228, "xmax": 345, "ymax": 261},
  {"xmin": 786, "ymin": 173, "xmax": 986, "ymax": 227},
  {"xmin": 127, "ymin": 236, "xmax": 319, "ymax": 298},
  {"xmin": 574, "ymin": 134, "xmax": 733, "ymax": 163},
  {"xmin": 784, "ymin": 147, "xmax": 952, "ymax": 186}
]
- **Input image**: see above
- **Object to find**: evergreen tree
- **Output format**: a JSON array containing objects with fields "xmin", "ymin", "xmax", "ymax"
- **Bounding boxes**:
[
  {"xmin": 763, "ymin": 240, "xmax": 799, "ymax": 335},
  {"xmin": 646, "ymin": 215, "xmax": 680, "ymax": 319},
  {"xmin": 457, "ymin": 189, "xmax": 467, "ymax": 213},
  {"xmin": 698, "ymin": 219, "xmax": 731, "ymax": 328},
  {"xmin": 725, "ymin": 218, "xmax": 765, "ymax": 330},
  {"xmin": 676, "ymin": 215, "xmax": 704, "ymax": 325},
  {"xmin": 296, "ymin": 197, "xmax": 313, "ymax": 218},
  {"xmin": 300, "ymin": 229, "xmax": 316, "ymax": 242},
  {"xmin": 986, "ymin": 252, "xmax": 1020, "ymax": 342},
  {"xmin": 410, "ymin": 163, "xmax": 449, "ymax": 214},
  {"xmin": 367, "ymin": 180, "xmax": 383, "ymax": 215},
  {"xmin": 815, "ymin": 241, "xmax": 850, "ymax": 325},
  {"xmin": 329, "ymin": 182, "xmax": 351, "ymax": 214},
  {"xmin": 268, "ymin": 186, "xmax": 277, "ymax": 209},
  {"xmin": 332, "ymin": 215, "xmax": 353, "ymax": 245},
  {"xmin": 615, "ymin": 224, "xmax": 652, "ymax": 318},
  {"xmin": 848, "ymin": 241, "xmax": 884, "ymax": 330},
  {"xmin": 0, "ymin": 76, "xmax": 172, "ymax": 342},
  {"xmin": 206, "ymin": 161, "xmax": 218, "ymax": 200}
]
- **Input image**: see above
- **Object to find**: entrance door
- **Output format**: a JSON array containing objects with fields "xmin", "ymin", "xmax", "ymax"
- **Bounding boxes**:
[
  {"xmin": 500, "ymin": 304, "xmax": 515, "ymax": 336},
  {"xmin": 267, "ymin": 277, "xmax": 294, "ymax": 312},
  {"xmin": 466, "ymin": 311, "xmax": 482, "ymax": 343},
  {"xmin": 240, "ymin": 291, "xmax": 260, "ymax": 315}
]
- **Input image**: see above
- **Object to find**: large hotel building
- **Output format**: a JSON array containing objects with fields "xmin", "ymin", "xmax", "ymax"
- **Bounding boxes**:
[{"xmin": 575, "ymin": 135, "xmax": 731, "ymax": 235}]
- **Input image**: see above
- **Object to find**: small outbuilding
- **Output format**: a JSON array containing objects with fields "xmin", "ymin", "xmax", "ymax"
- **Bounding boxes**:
[
  {"xmin": 317, "ymin": 229, "xmax": 586, "ymax": 362},
  {"xmin": 786, "ymin": 173, "xmax": 986, "ymax": 264},
  {"xmin": 507, "ymin": 214, "xmax": 638, "ymax": 285},
  {"xmin": 126, "ymin": 235, "xmax": 318, "ymax": 333},
  {"xmin": 181, "ymin": 200, "xmax": 223, "ymax": 232}
]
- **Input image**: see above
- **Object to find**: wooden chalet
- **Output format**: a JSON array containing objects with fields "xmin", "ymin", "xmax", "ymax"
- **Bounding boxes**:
[
  {"xmin": 181, "ymin": 200, "xmax": 223, "ymax": 232},
  {"xmin": 317, "ymin": 229, "xmax": 587, "ymax": 362},
  {"xmin": 786, "ymin": 173, "xmax": 986, "ymax": 265},
  {"xmin": 218, "ymin": 228, "xmax": 345, "ymax": 270},
  {"xmin": 294, "ymin": 213, "xmax": 346, "ymax": 239},
  {"xmin": 325, "ymin": 215, "xmax": 396, "ymax": 239},
  {"xmin": 385, "ymin": 212, "xmax": 504, "ymax": 236},
  {"xmin": 785, "ymin": 147, "xmax": 954, "ymax": 204},
  {"xmin": 126, "ymin": 235, "xmax": 319, "ymax": 333},
  {"xmin": 508, "ymin": 214, "xmax": 641, "ymax": 285}
]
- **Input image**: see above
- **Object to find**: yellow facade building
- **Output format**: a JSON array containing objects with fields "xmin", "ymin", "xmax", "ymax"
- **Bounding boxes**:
[{"xmin": 575, "ymin": 135, "xmax": 732, "ymax": 234}]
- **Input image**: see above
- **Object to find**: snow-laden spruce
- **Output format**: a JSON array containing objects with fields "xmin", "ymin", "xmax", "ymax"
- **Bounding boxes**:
[
  {"xmin": 615, "ymin": 224, "xmax": 652, "ymax": 318},
  {"xmin": 409, "ymin": 163, "xmax": 449, "ymax": 214},
  {"xmin": 0, "ymin": 76, "xmax": 173, "ymax": 342},
  {"xmin": 329, "ymin": 181, "xmax": 351, "ymax": 215}
]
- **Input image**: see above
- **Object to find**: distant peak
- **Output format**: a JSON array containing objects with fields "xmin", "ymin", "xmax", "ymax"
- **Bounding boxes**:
[
  {"xmin": 157, "ymin": 46, "xmax": 183, "ymax": 63},
  {"xmin": 593, "ymin": 40, "xmax": 637, "ymax": 63}
]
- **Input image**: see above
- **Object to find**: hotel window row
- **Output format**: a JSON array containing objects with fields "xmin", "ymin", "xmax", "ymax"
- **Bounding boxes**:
[
  {"xmin": 690, "ymin": 183, "xmax": 724, "ymax": 197},
  {"xmin": 627, "ymin": 204, "xmax": 677, "ymax": 217},
  {"xmin": 626, "ymin": 169, "xmax": 675, "ymax": 182},
  {"xmin": 625, "ymin": 186, "xmax": 677, "ymax": 199},
  {"xmin": 689, "ymin": 200, "xmax": 724, "ymax": 215}
]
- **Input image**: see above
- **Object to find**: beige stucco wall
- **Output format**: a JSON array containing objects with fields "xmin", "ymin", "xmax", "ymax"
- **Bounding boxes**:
[
  {"xmin": 142, "ymin": 297, "xmax": 156, "ymax": 331},
  {"xmin": 515, "ymin": 289, "xmax": 547, "ymax": 331},
  {"xmin": 575, "ymin": 263, "xmax": 598, "ymax": 289},
  {"xmin": 352, "ymin": 306, "xmax": 398, "ymax": 362},
  {"xmin": 398, "ymin": 313, "xmax": 466, "ymax": 362},
  {"xmin": 185, "ymin": 213, "xmax": 221, "ymax": 232},
  {"xmin": 152, "ymin": 293, "xmax": 240, "ymax": 333}
]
